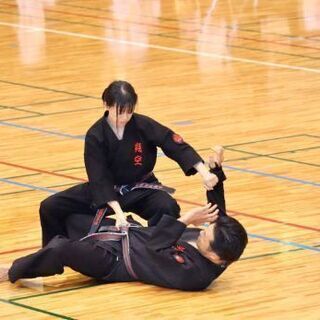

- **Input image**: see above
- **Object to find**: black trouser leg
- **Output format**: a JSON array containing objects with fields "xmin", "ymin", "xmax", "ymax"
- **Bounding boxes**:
[
  {"xmin": 40, "ymin": 183, "xmax": 94, "ymax": 246},
  {"xmin": 206, "ymin": 166, "xmax": 227, "ymax": 216},
  {"xmin": 8, "ymin": 236, "xmax": 115, "ymax": 283},
  {"xmin": 64, "ymin": 188, "xmax": 180, "ymax": 240},
  {"xmin": 121, "ymin": 189, "xmax": 180, "ymax": 226}
]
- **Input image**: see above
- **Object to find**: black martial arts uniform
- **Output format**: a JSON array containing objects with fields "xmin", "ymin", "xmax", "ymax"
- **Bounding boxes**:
[
  {"xmin": 9, "ymin": 168, "xmax": 227, "ymax": 291},
  {"xmin": 40, "ymin": 112, "xmax": 203, "ymax": 246}
]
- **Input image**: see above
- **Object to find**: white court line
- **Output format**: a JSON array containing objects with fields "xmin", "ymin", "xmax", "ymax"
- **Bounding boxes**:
[{"xmin": 1, "ymin": 21, "xmax": 320, "ymax": 74}]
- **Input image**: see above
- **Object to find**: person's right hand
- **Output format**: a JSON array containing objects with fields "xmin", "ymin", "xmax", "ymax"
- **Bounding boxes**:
[
  {"xmin": 179, "ymin": 203, "xmax": 219, "ymax": 226},
  {"xmin": 202, "ymin": 172, "xmax": 219, "ymax": 190},
  {"xmin": 107, "ymin": 200, "xmax": 129, "ymax": 227},
  {"xmin": 115, "ymin": 212, "xmax": 129, "ymax": 227}
]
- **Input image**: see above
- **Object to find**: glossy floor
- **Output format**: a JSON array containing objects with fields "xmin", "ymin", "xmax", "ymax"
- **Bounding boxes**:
[{"xmin": 0, "ymin": 0, "xmax": 319, "ymax": 319}]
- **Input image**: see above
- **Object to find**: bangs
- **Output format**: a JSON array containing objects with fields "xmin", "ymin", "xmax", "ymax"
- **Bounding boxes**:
[{"xmin": 116, "ymin": 103, "xmax": 136, "ymax": 114}]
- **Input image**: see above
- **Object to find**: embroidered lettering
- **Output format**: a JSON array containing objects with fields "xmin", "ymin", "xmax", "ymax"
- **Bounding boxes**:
[
  {"xmin": 134, "ymin": 155, "xmax": 143, "ymax": 166},
  {"xmin": 133, "ymin": 142, "xmax": 143, "ymax": 166}
]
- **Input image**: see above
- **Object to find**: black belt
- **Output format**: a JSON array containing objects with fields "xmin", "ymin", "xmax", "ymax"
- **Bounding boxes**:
[
  {"xmin": 114, "ymin": 182, "xmax": 175, "ymax": 196},
  {"xmin": 81, "ymin": 225, "xmax": 139, "ymax": 279},
  {"xmin": 114, "ymin": 171, "xmax": 175, "ymax": 195}
]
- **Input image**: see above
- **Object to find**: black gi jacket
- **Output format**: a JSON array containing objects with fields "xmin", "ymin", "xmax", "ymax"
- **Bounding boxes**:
[
  {"xmin": 95, "ymin": 215, "xmax": 226, "ymax": 291},
  {"xmin": 84, "ymin": 113, "xmax": 203, "ymax": 208}
]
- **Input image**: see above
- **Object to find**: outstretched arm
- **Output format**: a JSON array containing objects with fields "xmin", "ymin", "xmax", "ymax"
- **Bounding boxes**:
[
  {"xmin": 194, "ymin": 162, "xmax": 219, "ymax": 190},
  {"xmin": 206, "ymin": 146, "xmax": 227, "ymax": 215}
]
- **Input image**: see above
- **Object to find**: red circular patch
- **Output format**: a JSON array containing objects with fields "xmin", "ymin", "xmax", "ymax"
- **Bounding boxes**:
[
  {"xmin": 174, "ymin": 254, "xmax": 185, "ymax": 264},
  {"xmin": 172, "ymin": 133, "xmax": 184, "ymax": 144}
]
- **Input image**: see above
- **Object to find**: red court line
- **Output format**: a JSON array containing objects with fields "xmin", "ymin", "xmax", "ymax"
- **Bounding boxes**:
[
  {"xmin": 2, "ymin": 160, "xmax": 319, "ymax": 233},
  {"xmin": 2, "ymin": 2, "xmax": 320, "ymax": 52},
  {"xmin": 0, "ymin": 160, "xmax": 87, "ymax": 182},
  {"xmin": 176, "ymin": 198, "xmax": 320, "ymax": 232},
  {"xmin": 228, "ymin": 209, "xmax": 320, "ymax": 233}
]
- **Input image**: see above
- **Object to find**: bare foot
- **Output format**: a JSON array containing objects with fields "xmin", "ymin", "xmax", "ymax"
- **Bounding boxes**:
[
  {"xmin": 0, "ymin": 267, "xmax": 9, "ymax": 282},
  {"xmin": 209, "ymin": 146, "xmax": 224, "ymax": 168}
]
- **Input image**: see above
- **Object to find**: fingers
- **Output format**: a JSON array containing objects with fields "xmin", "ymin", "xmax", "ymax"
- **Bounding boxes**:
[
  {"xmin": 203, "ymin": 172, "xmax": 218, "ymax": 190},
  {"xmin": 115, "ymin": 217, "xmax": 129, "ymax": 227},
  {"xmin": 202, "ymin": 203, "xmax": 218, "ymax": 214},
  {"xmin": 207, "ymin": 208, "xmax": 219, "ymax": 222},
  {"xmin": 204, "ymin": 203, "xmax": 219, "ymax": 223}
]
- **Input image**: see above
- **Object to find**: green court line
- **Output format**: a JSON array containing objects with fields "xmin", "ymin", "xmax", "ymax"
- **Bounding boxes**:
[
  {"xmin": 225, "ymin": 134, "xmax": 309, "ymax": 147},
  {"xmin": 157, "ymin": 33, "xmax": 320, "ymax": 60},
  {"xmin": 42, "ymin": 4, "xmax": 319, "ymax": 60},
  {"xmin": 57, "ymin": 2, "xmax": 311, "ymax": 40},
  {"xmin": 1, "ymin": 141, "xmax": 317, "ymax": 197},
  {"xmin": 1, "ymin": 106, "xmax": 102, "ymax": 122},
  {"xmin": 0, "ymin": 104, "xmax": 43, "ymax": 115},
  {"xmin": 16, "ymin": 96, "xmax": 87, "ymax": 108},
  {"xmin": 270, "ymin": 145, "xmax": 320, "ymax": 155},
  {"xmin": 240, "ymin": 248, "xmax": 301, "ymax": 260},
  {"xmin": 304, "ymin": 134, "xmax": 320, "ymax": 138},
  {"xmin": 3, "ymin": 173, "xmax": 41, "ymax": 180},
  {"xmin": 0, "ymin": 114, "xmax": 41, "ymax": 121},
  {"xmin": 0, "ymin": 182, "xmax": 78, "ymax": 196},
  {"xmin": 3, "ymin": 165, "xmax": 86, "ymax": 180},
  {"xmin": 53, "ymin": 166, "xmax": 85, "ymax": 173},
  {"xmin": 0, "ymin": 79, "xmax": 99, "ymax": 99},
  {"xmin": 241, "ymin": 244, "xmax": 320, "ymax": 261},
  {"xmin": 9, "ymin": 244, "xmax": 320, "ymax": 302},
  {"xmin": 3, "ymin": 243, "xmax": 317, "ymax": 318},
  {"xmin": 225, "ymin": 147, "xmax": 320, "ymax": 168},
  {"xmin": 1, "ymin": 151, "xmax": 259, "ymax": 182},
  {"xmin": 0, "ymin": 298, "xmax": 75, "ymax": 319},
  {"xmin": 1, "ymin": 140, "xmax": 318, "ymax": 197},
  {"xmin": 10, "ymin": 283, "xmax": 99, "ymax": 302}
]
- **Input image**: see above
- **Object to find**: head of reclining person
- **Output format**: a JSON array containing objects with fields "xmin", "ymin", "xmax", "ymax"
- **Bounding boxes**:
[{"xmin": 196, "ymin": 216, "xmax": 248, "ymax": 266}]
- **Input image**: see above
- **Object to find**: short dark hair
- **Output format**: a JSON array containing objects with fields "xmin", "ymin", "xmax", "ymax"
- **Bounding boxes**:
[
  {"xmin": 101, "ymin": 80, "xmax": 138, "ymax": 114},
  {"xmin": 210, "ymin": 216, "xmax": 248, "ymax": 264}
]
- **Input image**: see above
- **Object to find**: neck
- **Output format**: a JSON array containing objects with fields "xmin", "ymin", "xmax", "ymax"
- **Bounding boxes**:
[
  {"xmin": 106, "ymin": 117, "xmax": 125, "ymax": 140},
  {"xmin": 199, "ymin": 249, "xmax": 225, "ymax": 265}
]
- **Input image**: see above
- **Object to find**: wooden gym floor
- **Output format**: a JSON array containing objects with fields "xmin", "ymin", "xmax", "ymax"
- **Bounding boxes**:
[{"xmin": 0, "ymin": 0, "xmax": 319, "ymax": 319}]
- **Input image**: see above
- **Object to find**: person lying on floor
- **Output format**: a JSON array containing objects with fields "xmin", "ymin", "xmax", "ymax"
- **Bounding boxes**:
[{"xmin": 0, "ymin": 147, "xmax": 248, "ymax": 291}]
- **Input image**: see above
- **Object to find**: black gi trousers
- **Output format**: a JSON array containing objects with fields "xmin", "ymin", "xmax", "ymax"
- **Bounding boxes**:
[
  {"xmin": 8, "ymin": 235, "xmax": 119, "ymax": 283},
  {"xmin": 9, "ymin": 167, "xmax": 226, "ymax": 284},
  {"xmin": 40, "ymin": 181, "xmax": 180, "ymax": 246}
]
